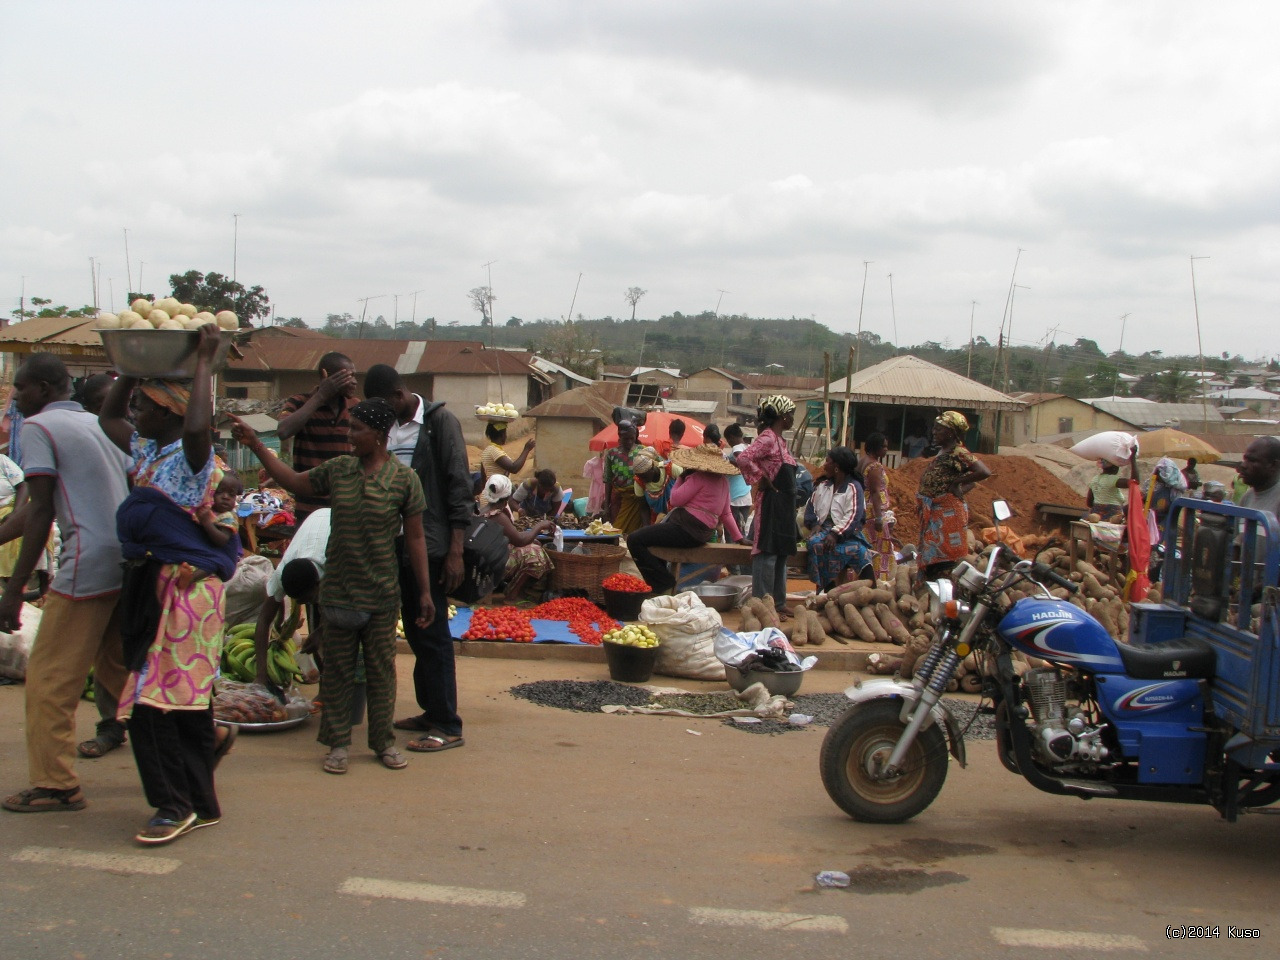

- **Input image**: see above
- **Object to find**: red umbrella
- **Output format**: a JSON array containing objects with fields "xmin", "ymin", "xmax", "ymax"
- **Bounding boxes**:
[
  {"xmin": 1124, "ymin": 480, "xmax": 1151, "ymax": 602},
  {"xmin": 588, "ymin": 412, "xmax": 705, "ymax": 454}
]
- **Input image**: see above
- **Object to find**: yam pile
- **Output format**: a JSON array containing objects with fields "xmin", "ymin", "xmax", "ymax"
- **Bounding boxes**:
[{"xmin": 788, "ymin": 534, "xmax": 1147, "ymax": 691}]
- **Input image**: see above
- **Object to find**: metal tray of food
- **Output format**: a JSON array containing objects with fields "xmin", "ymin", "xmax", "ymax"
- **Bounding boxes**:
[{"xmin": 214, "ymin": 714, "xmax": 310, "ymax": 733}]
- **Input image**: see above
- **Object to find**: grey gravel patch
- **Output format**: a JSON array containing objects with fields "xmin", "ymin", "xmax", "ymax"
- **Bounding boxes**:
[{"xmin": 509, "ymin": 681, "xmax": 997, "ymax": 740}]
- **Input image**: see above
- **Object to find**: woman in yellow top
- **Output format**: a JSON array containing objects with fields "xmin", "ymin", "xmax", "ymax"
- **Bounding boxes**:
[{"xmin": 480, "ymin": 421, "xmax": 535, "ymax": 483}]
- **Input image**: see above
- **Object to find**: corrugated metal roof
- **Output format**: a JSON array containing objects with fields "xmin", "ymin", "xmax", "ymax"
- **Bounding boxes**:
[
  {"xmin": 688, "ymin": 367, "xmax": 742, "ymax": 384},
  {"xmin": 740, "ymin": 373, "xmax": 825, "ymax": 390},
  {"xmin": 524, "ymin": 382, "xmax": 627, "ymax": 421},
  {"xmin": 1089, "ymin": 400, "xmax": 1223, "ymax": 428},
  {"xmin": 1205, "ymin": 386, "xmax": 1280, "ymax": 401},
  {"xmin": 0, "ymin": 316, "xmax": 105, "ymax": 349},
  {"xmin": 1011, "ymin": 392, "xmax": 1066, "ymax": 405},
  {"xmin": 662, "ymin": 399, "xmax": 719, "ymax": 416},
  {"xmin": 822, "ymin": 354, "xmax": 1024, "ymax": 411}
]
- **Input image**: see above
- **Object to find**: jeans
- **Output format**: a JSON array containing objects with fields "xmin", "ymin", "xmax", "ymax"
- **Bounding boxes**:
[
  {"xmin": 751, "ymin": 553, "xmax": 789, "ymax": 610},
  {"xmin": 625, "ymin": 522, "xmax": 702, "ymax": 593},
  {"xmin": 397, "ymin": 543, "xmax": 462, "ymax": 737}
]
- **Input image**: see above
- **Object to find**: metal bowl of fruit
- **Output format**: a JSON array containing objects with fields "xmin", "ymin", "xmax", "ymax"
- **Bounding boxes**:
[{"xmin": 98, "ymin": 329, "xmax": 237, "ymax": 378}]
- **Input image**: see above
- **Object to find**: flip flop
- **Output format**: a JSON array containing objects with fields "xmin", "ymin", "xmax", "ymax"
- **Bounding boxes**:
[
  {"xmin": 406, "ymin": 734, "xmax": 464, "ymax": 753},
  {"xmin": 322, "ymin": 749, "xmax": 349, "ymax": 775},
  {"xmin": 393, "ymin": 714, "xmax": 432, "ymax": 732},
  {"xmin": 378, "ymin": 748, "xmax": 409, "ymax": 770},
  {"xmin": 77, "ymin": 734, "xmax": 126, "ymax": 759}
]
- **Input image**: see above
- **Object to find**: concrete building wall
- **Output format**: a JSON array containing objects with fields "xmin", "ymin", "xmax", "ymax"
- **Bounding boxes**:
[
  {"xmin": 1003, "ymin": 397, "xmax": 1131, "ymax": 445},
  {"xmin": 531, "ymin": 418, "xmax": 602, "ymax": 481}
]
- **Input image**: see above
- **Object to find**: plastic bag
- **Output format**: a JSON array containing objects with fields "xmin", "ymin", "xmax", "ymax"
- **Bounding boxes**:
[
  {"xmin": 639, "ymin": 591, "xmax": 725, "ymax": 681},
  {"xmin": 714, "ymin": 626, "xmax": 816, "ymax": 672},
  {"xmin": 0, "ymin": 603, "xmax": 43, "ymax": 680},
  {"xmin": 222, "ymin": 554, "xmax": 275, "ymax": 628},
  {"xmin": 1069, "ymin": 431, "xmax": 1138, "ymax": 466},
  {"xmin": 212, "ymin": 678, "xmax": 313, "ymax": 724}
]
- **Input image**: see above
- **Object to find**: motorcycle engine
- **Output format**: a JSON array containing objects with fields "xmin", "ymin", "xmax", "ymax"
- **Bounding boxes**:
[{"xmin": 1024, "ymin": 668, "xmax": 1110, "ymax": 767}]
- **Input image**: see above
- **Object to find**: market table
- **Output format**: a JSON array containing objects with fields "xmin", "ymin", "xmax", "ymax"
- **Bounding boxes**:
[{"xmin": 649, "ymin": 543, "xmax": 809, "ymax": 590}]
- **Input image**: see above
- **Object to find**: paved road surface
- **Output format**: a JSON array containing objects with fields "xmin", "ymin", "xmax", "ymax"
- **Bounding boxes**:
[{"xmin": 1, "ymin": 657, "xmax": 1276, "ymax": 959}]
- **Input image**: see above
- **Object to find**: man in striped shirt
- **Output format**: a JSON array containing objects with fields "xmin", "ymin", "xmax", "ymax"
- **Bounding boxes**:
[{"xmin": 278, "ymin": 352, "xmax": 357, "ymax": 523}]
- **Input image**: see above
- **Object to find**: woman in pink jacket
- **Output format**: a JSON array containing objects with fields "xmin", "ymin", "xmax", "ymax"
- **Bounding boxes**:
[{"xmin": 625, "ymin": 444, "xmax": 746, "ymax": 593}]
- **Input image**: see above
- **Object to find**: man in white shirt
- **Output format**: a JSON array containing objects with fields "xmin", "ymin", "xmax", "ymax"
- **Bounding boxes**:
[{"xmin": 252, "ymin": 509, "xmax": 330, "ymax": 687}]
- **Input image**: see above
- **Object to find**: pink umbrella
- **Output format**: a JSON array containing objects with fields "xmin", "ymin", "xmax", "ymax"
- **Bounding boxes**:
[{"xmin": 588, "ymin": 412, "xmax": 705, "ymax": 454}]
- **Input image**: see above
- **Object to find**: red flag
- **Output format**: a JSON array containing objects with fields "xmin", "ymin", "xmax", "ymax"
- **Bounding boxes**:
[{"xmin": 1125, "ymin": 481, "xmax": 1151, "ymax": 602}]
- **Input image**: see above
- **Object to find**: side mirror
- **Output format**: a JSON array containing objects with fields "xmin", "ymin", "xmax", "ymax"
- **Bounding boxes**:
[{"xmin": 992, "ymin": 499, "xmax": 1012, "ymax": 523}]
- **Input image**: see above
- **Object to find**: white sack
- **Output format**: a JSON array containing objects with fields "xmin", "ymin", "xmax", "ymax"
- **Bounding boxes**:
[{"xmin": 639, "ymin": 591, "xmax": 725, "ymax": 681}]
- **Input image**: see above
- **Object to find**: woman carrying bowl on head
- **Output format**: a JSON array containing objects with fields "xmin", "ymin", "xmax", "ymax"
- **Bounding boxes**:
[
  {"xmin": 480, "ymin": 420, "xmax": 534, "ymax": 484},
  {"xmin": 915, "ymin": 410, "xmax": 990, "ymax": 581},
  {"xmin": 735, "ymin": 395, "xmax": 800, "ymax": 619},
  {"xmin": 625, "ymin": 444, "xmax": 747, "ymax": 594},
  {"xmin": 229, "ymin": 398, "xmax": 434, "ymax": 776}
]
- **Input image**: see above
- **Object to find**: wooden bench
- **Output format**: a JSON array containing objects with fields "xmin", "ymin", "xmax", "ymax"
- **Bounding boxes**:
[
  {"xmin": 648, "ymin": 543, "xmax": 809, "ymax": 590},
  {"xmin": 1068, "ymin": 520, "xmax": 1128, "ymax": 583}
]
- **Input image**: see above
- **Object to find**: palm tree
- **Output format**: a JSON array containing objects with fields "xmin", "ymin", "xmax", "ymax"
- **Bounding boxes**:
[{"xmin": 1154, "ymin": 367, "xmax": 1195, "ymax": 403}]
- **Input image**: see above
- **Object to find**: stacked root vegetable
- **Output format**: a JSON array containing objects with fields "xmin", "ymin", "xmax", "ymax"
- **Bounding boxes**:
[{"xmin": 790, "ymin": 531, "xmax": 1143, "ymax": 692}]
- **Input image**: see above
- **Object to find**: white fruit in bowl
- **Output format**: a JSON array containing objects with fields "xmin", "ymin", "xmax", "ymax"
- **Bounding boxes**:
[
  {"xmin": 158, "ymin": 318, "xmax": 185, "ymax": 330},
  {"xmin": 96, "ymin": 313, "xmax": 121, "ymax": 329},
  {"xmin": 148, "ymin": 309, "xmax": 170, "ymax": 327},
  {"xmin": 131, "ymin": 298, "xmax": 153, "ymax": 316},
  {"xmin": 215, "ymin": 310, "xmax": 239, "ymax": 330},
  {"xmin": 176, "ymin": 303, "xmax": 198, "ymax": 318},
  {"xmin": 182, "ymin": 317, "xmax": 206, "ymax": 330},
  {"xmin": 128, "ymin": 318, "xmax": 154, "ymax": 330},
  {"xmin": 118, "ymin": 310, "xmax": 143, "ymax": 326},
  {"xmin": 156, "ymin": 297, "xmax": 179, "ymax": 317}
]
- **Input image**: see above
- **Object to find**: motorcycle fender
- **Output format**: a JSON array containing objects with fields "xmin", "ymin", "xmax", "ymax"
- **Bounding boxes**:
[{"xmin": 842, "ymin": 679, "xmax": 967, "ymax": 768}]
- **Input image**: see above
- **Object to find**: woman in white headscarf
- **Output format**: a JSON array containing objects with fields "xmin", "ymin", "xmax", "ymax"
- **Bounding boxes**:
[{"xmin": 481, "ymin": 476, "xmax": 556, "ymax": 599}]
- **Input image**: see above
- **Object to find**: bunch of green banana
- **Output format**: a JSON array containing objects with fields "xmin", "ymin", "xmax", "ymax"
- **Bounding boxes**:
[{"xmin": 221, "ymin": 623, "xmax": 260, "ymax": 683}]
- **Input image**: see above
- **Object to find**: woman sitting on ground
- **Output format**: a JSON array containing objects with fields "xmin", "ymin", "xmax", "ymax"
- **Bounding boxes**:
[
  {"xmin": 512, "ymin": 469, "xmax": 563, "ymax": 519},
  {"xmin": 804, "ymin": 446, "xmax": 874, "ymax": 592},
  {"xmin": 480, "ymin": 476, "xmax": 557, "ymax": 599},
  {"xmin": 626, "ymin": 444, "xmax": 746, "ymax": 594}
]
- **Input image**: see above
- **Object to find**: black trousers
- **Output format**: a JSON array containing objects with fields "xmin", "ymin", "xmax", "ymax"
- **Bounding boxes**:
[
  {"xmin": 129, "ymin": 703, "xmax": 219, "ymax": 822},
  {"xmin": 397, "ymin": 542, "xmax": 462, "ymax": 737},
  {"xmin": 626, "ymin": 522, "xmax": 702, "ymax": 593}
]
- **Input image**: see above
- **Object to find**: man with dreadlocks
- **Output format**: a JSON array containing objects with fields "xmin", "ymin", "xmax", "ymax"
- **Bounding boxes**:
[{"xmin": 735, "ymin": 395, "xmax": 800, "ymax": 619}]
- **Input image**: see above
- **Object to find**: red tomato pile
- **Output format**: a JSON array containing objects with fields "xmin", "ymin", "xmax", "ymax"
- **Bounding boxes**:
[
  {"xmin": 461, "ymin": 606, "xmax": 535, "ymax": 642},
  {"xmin": 530, "ymin": 597, "xmax": 619, "ymax": 645},
  {"xmin": 602, "ymin": 573, "xmax": 651, "ymax": 593}
]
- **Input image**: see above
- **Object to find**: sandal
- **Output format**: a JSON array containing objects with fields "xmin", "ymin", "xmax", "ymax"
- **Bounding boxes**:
[
  {"xmin": 77, "ymin": 734, "xmax": 126, "ymax": 759},
  {"xmin": 406, "ymin": 734, "xmax": 464, "ymax": 753},
  {"xmin": 378, "ymin": 748, "xmax": 409, "ymax": 770},
  {"xmin": 135, "ymin": 812, "xmax": 197, "ymax": 846},
  {"xmin": 393, "ymin": 714, "xmax": 433, "ymax": 732},
  {"xmin": 322, "ymin": 748, "xmax": 349, "ymax": 775},
  {"xmin": 213, "ymin": 724, "xmax": 238, "ymax": 769},
  {"xmin": 3, "ymin": 786, "xmax": 87, "ymax": 813}
]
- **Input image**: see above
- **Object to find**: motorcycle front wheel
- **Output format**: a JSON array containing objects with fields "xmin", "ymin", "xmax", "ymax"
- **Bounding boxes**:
[{"xmin": 820, "ymin": 699, "xmax": 949, "ymax": 823}]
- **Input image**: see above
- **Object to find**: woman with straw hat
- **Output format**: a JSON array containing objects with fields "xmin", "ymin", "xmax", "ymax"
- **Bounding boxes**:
[
  {"xmin": 915, "ymin": 410, "xmax": 990, "ymax": 581},
  {"xmin": 625, "ymin": 443, "xmax": 746, "ymax": 594}
]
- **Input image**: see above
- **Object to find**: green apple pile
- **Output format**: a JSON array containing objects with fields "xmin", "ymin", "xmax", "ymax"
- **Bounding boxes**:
[
  {"xmin": 96, "ymin": 297, "xmax": 239, "ymax": 332},
  {"xmin": 602, "ymin": 624, "xmax": 659, "ymax": 648}
]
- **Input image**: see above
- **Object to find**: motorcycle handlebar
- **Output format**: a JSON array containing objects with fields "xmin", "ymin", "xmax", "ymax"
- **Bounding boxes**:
[{"xmin": 1032, "ymin": 561, "xmax": 1079, "ymax": 594}]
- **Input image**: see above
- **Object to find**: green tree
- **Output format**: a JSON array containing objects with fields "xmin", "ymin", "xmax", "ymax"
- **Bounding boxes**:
[
  {"xmin": 321, "ymin": 312, "xmax": 354, "ymax": 337},
  {"xmin": 535, "ymin": 320, "xmax": 603, "ymax": 377},
  {"xmin": 1154, "ymin": 367, "xmax": 1195, "ymax": 402},
  {"xmin": 10, "ymin": 297, "xmax": 96, "ymax": 321},
  {"xmin": 468, "ymin": 286, "xmax": 495, "ymax": 326},
  {"xmin": 168, "ymin": 270, "xmax": 270, "ymax": 327},
  {"xmin": 624, "ymin": 286, "xmax": 647, "ymax": 321},
  {"xmin": 277, "ymin": 316, "xmax": 309, "ymax": 328}
]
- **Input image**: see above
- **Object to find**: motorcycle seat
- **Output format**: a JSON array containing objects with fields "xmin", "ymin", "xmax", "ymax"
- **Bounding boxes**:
[{"xmin": 1116, "ymin": 637, "xmax": 1215, "ymax": 680}]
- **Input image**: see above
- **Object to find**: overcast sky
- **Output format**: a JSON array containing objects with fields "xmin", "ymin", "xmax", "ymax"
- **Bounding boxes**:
[{"xmin": 3, "ymin": 1, "xmax": 1278, "ymax": 360}]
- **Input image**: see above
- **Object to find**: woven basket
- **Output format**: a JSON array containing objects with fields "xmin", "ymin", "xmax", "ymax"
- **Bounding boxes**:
[{"xmin": 548, "ymin": 544, "xmax": 627, "ymax": 602}]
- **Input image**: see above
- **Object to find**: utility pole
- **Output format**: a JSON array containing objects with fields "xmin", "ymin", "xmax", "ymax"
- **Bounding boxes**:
[
  {"xmin": 1004, "ymin": 284, "xmax": 1029, "ymax": 392},
  {"xmin": 232, "ymin": 214, "xmax": 240, "ymax": 282},
  {"xmin": 714, "ymin": 289, "xmax": 728, "ymax": 318},
  {"xmin": 854, "ymin": 261, "xmax": 872, "ymax": 373},
  {"xmin": 567, "ymin": 272, "xmax": 583, "ymax": 323},
  {"xmin": 1112, "ymin": 313, "xmax": 1130, "ymax": 397},
  {"xmin": 355, "ymin": 294, "xmax": 386, "ymax": 339},
  {"xmin": 886, "ymin": 272, "xmax": 898, "ymax": 345},
  {"xmin": 966, "ymin": 300, "xmax": 977, "ymax": 378},
  {"xmin": 408, "ymin": 289, "xmax": 425, "ymax": 336},
  {"xmin": 123, "ymin": 229, "xmax": 133, "ymax": 294},
  {"xmin": 1190, "ymin": 255, "xmax": 1210, "ymax": 425}
]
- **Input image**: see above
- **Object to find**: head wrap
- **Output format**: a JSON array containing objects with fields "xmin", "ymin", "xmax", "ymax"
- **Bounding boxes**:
[
  {"xmin": 631, "ymin": 454, "xmax": 655, "ymax": 476},
  {"xmin": 935, "ymin": 410, "xmax": 969, "ymax": 438},
  {"xmin": 757, "ymin": 395, "xmax": 796, "ymax": 420},
  {"xmin": 350, "ymin": 397, "xmax": 397, "ymax": 436},
  {"xmin": 1203, "ymin": 480, "xmax": 1226, "ymax": 499},
  {"xmin": 139, "ymin": 379, "xmax": 191, "ymax": 416},
  {"xmin": 616, "ymin": 418, "xmax": 637, "ymax": 433},
  {"xmin": 484, "ymin": 475, "xmax": 513, "ymax": 502},
  {"xmin": 1154, "ymin": 457, "xmax": 1188, "ymax": 491}
]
